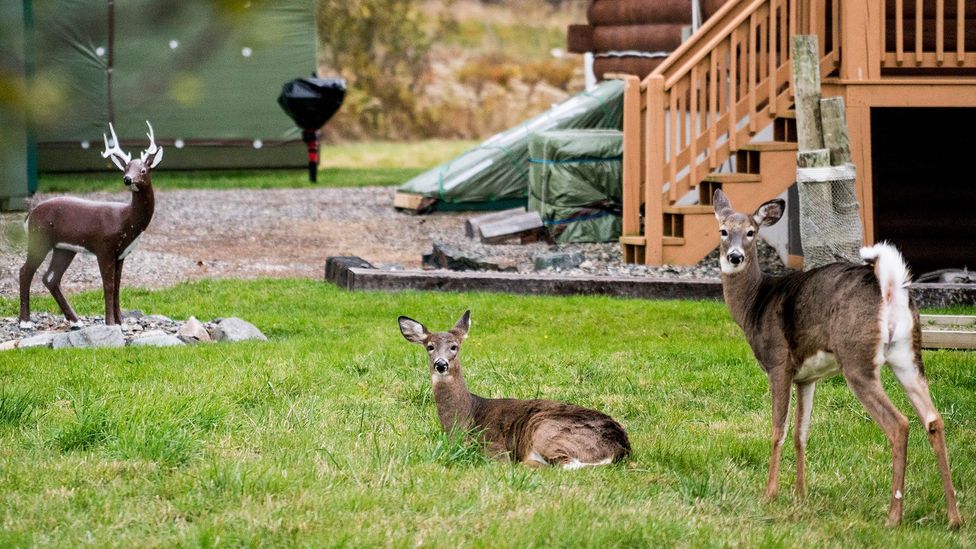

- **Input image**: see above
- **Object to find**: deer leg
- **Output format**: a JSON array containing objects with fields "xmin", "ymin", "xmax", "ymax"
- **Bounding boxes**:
[
  {"xmin": 42, "ymin": 248, "xmax": 81, "ymax": 327},
  {"xmin": 113, "ymin": 259, "xmax": 124, "ymax": 323},
  {"xmin": 764, "ymin": 367, "xmax": 792, "ymax": 501},
  {"xmin": 18, "ymin": 246, "xmax": 48, "ymax": 328},
  {"xmin": 887, "ymin": 340, "xmax": 962, "ymax": 528},
  {"xmin": 97, "ymin": 257, "xmax": 118, "ymax": 325},
  {"xmin": 843, "ymin": 362, "xmax": 909, "ymax": 528},
  {"xmin": 794, "ymin": 382, "xmax": 816, "ymax": 498}
]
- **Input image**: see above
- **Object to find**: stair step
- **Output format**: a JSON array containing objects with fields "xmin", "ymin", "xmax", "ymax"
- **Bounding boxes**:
[
  {"xmin": 703, "ymin": 172, "xmax": 762, "ymax": 183},
  {"xmin": 739, "ymin": 141, "xmax": 798, "ymax": 152},
  {"xmin": 619, "ymin": 235, "xmax": 646, "ymax": 246},
  {"xmin": 663, "ymin": 236, "xmax": 686, "ymax": 246},
  {"xmin": 776, "ymin": 110, "xmax": 796, "ymax": 119},
  {"xmin": 663, "ymin": 205, "xmax": 714, "ymax": 215}
]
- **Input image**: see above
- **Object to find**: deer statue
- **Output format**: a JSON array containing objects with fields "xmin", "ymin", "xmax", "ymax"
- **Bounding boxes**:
[
  {"xmin": 399, "ymin": 311, "xmax": 631, "ymax": 469},
  {"xmin": 712, "ymin": 189, "xmax": 960, "ymax": 528},
  {"xmin": 19, "ymin": 122, "xmax": 163, "ymax": 329}
]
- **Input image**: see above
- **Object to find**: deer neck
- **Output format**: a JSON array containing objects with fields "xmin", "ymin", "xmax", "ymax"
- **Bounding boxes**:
[
  {"xmin": 721, "ymin": 250, "xmax": 766, "ymax": 329},
  {"xmin": 125, "ymin": 183, "xmax": 155, "ymax": 232},
  {"xmin": 432, "ymin": 363, "xmax": 475, "ymax": 432}
]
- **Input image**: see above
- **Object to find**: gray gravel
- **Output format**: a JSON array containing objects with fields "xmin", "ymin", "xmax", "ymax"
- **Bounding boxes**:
[{"xmin": 0, "ymin": 186, "xmax": 789, "ymax": 301}]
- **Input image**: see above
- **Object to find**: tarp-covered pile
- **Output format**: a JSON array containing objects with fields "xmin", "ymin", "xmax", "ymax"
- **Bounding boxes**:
[
  {"xmin": 397, "ymin": 79, "xmax": 624, "ymax": 209},
  {"xmin": 528, "ymin": 129, "xmax": 623, "ymax": 243}
]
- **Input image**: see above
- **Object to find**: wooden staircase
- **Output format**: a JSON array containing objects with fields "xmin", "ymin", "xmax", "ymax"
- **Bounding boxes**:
[{"xmin": 618, "ymin": 0, "xmax": 976, "ymax": 266}]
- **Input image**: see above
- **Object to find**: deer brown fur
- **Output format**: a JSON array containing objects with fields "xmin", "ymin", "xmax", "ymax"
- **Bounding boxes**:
[
  {"xmin": 399, "ymin": 311, "xmax": 631, "ymax": 469},
  {"xmin": 19, "ymin": 122, "xmax": 162, "ymax": 328},
  {"xmin": 713, "ymin": 188, "xmax": 960, "ymax": 528}
]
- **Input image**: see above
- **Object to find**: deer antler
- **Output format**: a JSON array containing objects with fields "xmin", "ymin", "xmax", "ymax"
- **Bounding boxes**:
[
  {"xmin": 140, "ymin": 121, "xmax": 163, "ymax": 167},
  {"xmin": 101, "ymin": 122, "xmax": 131, "ymax": 171}
]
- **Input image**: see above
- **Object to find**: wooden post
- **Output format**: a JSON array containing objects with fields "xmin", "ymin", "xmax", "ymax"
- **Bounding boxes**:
[
  {"xmin": 621, "ymin": 76, "xmax": 642, "ymax": 238},
  {"xmin": 819, "ymin": 97, "xmax": 851, "ymax": 165},
  {"xmin": 792, "ymin": 36, "xmax": 824, "ymax": 151},
  {"xmin": 840, "ymin": 1, "xmax": 882, "ymax": 80},
  {"xmin": 797, "ymin": 149, "xmax": 831, "ymax": 168},
  {"xmin": 644, "ymin": 74, "xmax": 666, "ymax": 265}
]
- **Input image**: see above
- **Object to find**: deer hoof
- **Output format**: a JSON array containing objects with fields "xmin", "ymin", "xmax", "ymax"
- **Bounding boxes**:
[
  {"xmin": 19, "ymin": 321, "xmax": 34, "ymax": 330},
  {"xmin": 949, "ymin": 513, "xmax": 962, "ymax": 530}
]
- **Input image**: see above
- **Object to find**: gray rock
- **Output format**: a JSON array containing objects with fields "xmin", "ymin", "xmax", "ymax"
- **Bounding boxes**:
[
  {"xmin": 52, "ymin": 325, "xmax": 125, "ymax": 350},
  {"xmin": 533, "ymin": 250, "xmax": 584, "ymax": 271},
  {"xmin": 424, "ymin": 242, "xmax": 517, "ymax": 272},
  {"xmin": 177, "ymin": 316, "xmax": 211, "ymax": 342},
  {"xmin": 129, "ymin": 331, "xmax": 185, "ymax": 347},
  {"xmin": 210, "ymin": 317, "xmax": 267, "ymax": 342},
  {"xmin": 19, "ymin": 332, "xmax": 58, "ymax": 350},
  {"xmin": 0, "ymin": 339, "xmax": 19, "ymax": 351},
  {"xmin": 142, "ymin": 314, "xmax": 174, "ymax": 324}
]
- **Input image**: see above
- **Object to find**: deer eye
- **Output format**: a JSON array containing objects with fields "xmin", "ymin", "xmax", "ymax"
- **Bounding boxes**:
[
  {"xmin": 720, "ymin": 229, "xmax": 728, "ymax": 237},
  {"xmin": 746, "ymin": 230, "xmax": 755, "ymax": 238},
  {"xmin": 140, "ymin": 168, "xmax": 147, "ymax": 175},
  {"xmin": 450, "ymin": 344, "xmax": 457, "ymax": 352},
  {"xmin": 426, "ymin": 344, "xmax": 434, "ymax": 352}
]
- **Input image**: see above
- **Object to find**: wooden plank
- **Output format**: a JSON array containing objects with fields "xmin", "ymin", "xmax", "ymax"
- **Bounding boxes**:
[
  {"xmin": 922, "ymin": 330, "xmax": 976, "ymax": 350},
  {"xmin": 621, "ymin": 75, "xmax": 642, "ymax": 237},
  {"xmin": 478, "ymin": 212, "xmax": 545, "ymax": 244},
  {"xmin": 921, "ymin": 314, "xmax": 976, "ymax": 326},
  {"xmin": 464, "ymin": 207, "xmax": 526, "ymax": 238},
  {"xmin": 394, "ymin": 192, "xmax": 437, "ymax": 213},
  {"xmin": 819, "ymin": 97, "xmax": 852, "ymax": 165},
  {"xmin": 644, "ymin": 74, "xmax": 667, "ymax": 265},
  {"xmin": 791, "ymin": 35, "xmax": 824, "ymax": 152}
]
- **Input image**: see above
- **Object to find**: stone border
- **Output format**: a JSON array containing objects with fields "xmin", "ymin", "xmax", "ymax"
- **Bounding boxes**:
[{"xmin": 324, "ymin": 256, "xmax": 976, "ymax": 308}]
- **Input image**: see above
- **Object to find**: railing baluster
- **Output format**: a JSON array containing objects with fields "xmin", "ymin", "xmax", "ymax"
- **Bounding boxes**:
[
  {"xmin": 669, "ymin": 85, "xmax": 678, "ymax": 193},
  {"xmin": 896, "ymin": 0, "xmax": 904, "ymax": 64},
  {"xmin": 730, "ymin": 28, "xmax": 738, "ymax": 151},
  {"xmin": 769, "ymin": 0, "xmax": 777, "ymax": 116},
  {"xmin": 749, "ymin": 12, "xmax": 758, "ymax": 133},
  {"xmin": 881, "ymin": 0, "xmax": 887, "ymax": 67},
  {"xmin": 958, "ymin": 0, "xmax": 966, "ymax": 65},
  {"xmin": 687, "ymin": 64, "xmax": 698, "ymax": 200},
  {"xmin": 937, "ymin": 0, "xmax": 945, "ymax": 64},
  {"xmin": 831, "ymin": 0, "xmax": 839, "ymax": 60},
  {"xmin": 916, "ymin": 0, "xmax": 923, "ymax": 65},
  {"xmin": 710, "ymin": 50, "xmax": 719, "ymax": 169}
]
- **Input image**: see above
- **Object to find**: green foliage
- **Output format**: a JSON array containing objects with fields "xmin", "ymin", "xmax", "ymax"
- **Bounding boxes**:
[{"xmin": 0, "ymin": 281, "xmax": 973, "ymax": 545}]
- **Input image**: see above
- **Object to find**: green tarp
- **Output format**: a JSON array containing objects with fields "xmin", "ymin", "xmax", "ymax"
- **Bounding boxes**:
[
  {"xmin": 397, "ymin": 79, "xmax": 624, "ymax": 208},
  {"xmin": 528, "ymin": 129, "xmax": 623, "ymax": 243},
  {"xmin": 20, "ymin": 0, "xmax": 315, "ymax": 171}
]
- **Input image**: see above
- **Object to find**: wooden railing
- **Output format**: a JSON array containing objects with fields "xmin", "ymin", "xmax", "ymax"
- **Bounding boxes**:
[
  {"xmin": 623, "ymin": 0, "xmax": 839, "ymax": 263},
  {"xmin": 883, "ymin": 0, "xmax": 975, "ymax": 69}
]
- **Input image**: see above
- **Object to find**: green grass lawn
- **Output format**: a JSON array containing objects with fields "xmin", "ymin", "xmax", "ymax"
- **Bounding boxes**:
[
  {"xmin": 0, "ymin": 281, "xmax": 973, "ymax": 546},
  {"xmin": 37, "ymin": 140, "xmax": 478, "ymax": 193}
]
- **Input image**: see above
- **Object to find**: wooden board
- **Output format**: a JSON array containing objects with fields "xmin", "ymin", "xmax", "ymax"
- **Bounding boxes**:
[
  {"xmin": 478, "ymin": 212, "xmax": 546, "ymax": 244},
  {"xmin": 920, "ymin": 314, "xmax": 976, "ymax": 350},
  {"xmin": 393, "ymin": 192, "xmax": 437, "ymax": 214},
  {"xmin": 464, "ymin": 207, "xmax": 527, "ymax": 238}
]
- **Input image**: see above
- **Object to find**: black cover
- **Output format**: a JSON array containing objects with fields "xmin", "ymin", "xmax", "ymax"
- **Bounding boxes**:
[{"xmin": 278, "ymin": 77, "xmax": 347, "ymax": 130}]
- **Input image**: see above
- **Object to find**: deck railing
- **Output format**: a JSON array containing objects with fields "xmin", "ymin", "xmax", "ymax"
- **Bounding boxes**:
[
  {"xmin": 884, "ymin": 0, "xmax": 975, "ymax": 69},
  {"xmin": 623, "ymin": 0, "xmax": 838, "ymax": 263}
]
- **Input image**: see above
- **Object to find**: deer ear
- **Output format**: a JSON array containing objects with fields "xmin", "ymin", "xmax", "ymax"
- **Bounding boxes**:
[
  {"xmin": 452, "ymin": 310, "xmax": 470, "ymax": 340},
  {"xmin": 753, "ymin": 199, "xmax": 785, "ymax": 227},
  {"xmin": 398, "ymin": 316, "xmax": 428, "ymax": 344},
  {"xmin": 713, "ymin": 189, "xmax": 733, "ymax": 220},
  {"xmin": 149, "ymin": 147, "xmax": 163, "ymax": 169}
]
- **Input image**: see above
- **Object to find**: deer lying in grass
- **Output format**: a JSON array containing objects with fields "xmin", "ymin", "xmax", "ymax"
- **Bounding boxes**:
[
  {"xmin": 19, "ymin": 122, "xmax": 163, "ymax": 328},
  {"xmin": 399, "ymin": 311, "xmax": 631, "ymax": 469},
  {"xmin": 712, "ymin": 189, "xmax": 960, "ymax": 528}
]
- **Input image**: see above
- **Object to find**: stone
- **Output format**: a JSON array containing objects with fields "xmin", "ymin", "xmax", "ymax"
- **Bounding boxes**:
[
  {"xmin": 129, "ymin": 331, "xmax": 185, "ymax": 347},
  {"xmin": 177, "ymin": 316, "xmax": 211, "ymax": 342},
  {"xmin": 0, "ymin": 339, "xmax": 19, "ymax": 351},
  {"xmin": 52, "ymin": 325, "xmax": 125, "ymax": 350},
  {"xmin": 122, "ymin": 310, "xmax": 145, "ymax": 320},
  {"xmin": 426, "ymin": 242, "xmax": 517, "ymax": 272},
  {"xmin": 210, "ymin": 318, "xmax": 267, "ymax": 342},
  {"xmin": 533, "ymin": 250, "xmax": 584, "ymax": 272},
  {"xmin": 142, "ymin": 314, "xmax": 174, "ymax": 324},
  {"xmin": 18, "ymin": 332, "xmax": 58, "ymax": 350}
]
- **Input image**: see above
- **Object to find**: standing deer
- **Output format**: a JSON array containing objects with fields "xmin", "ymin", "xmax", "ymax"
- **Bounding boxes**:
[
  {"xmin": 19, "ymin": 122, "xmax": 163, "ymax": 329},
  {"xmin": 712, "ymin": 189, "xmax": 960, "ymax": 528},
  {"xmin": 399, "ymin": 311, "xmax": 631, "ymax": 468}
]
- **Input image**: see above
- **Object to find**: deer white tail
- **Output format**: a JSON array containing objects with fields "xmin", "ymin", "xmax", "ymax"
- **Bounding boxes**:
[{"xmin": 860, "ymin": 243, "xmax": 912, "ymax": 345}]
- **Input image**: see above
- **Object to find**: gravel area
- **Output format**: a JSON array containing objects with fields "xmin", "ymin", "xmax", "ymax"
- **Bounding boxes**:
[{"xmin": 0, "ymin": 186, "xmax": 789, "ymax": 299}]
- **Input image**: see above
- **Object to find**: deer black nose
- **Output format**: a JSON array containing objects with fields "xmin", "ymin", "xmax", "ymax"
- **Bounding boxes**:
[
  {"xmin": 434, "ymin": 359, "xmax": 448, "ymax": 374},
  {"xmin": 727, "ymin": 251, "xmax": 743, "ymax": 265},
  {"xmin": 123, "ymin": 176, "xmax": 133, "ymax": 185}
]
